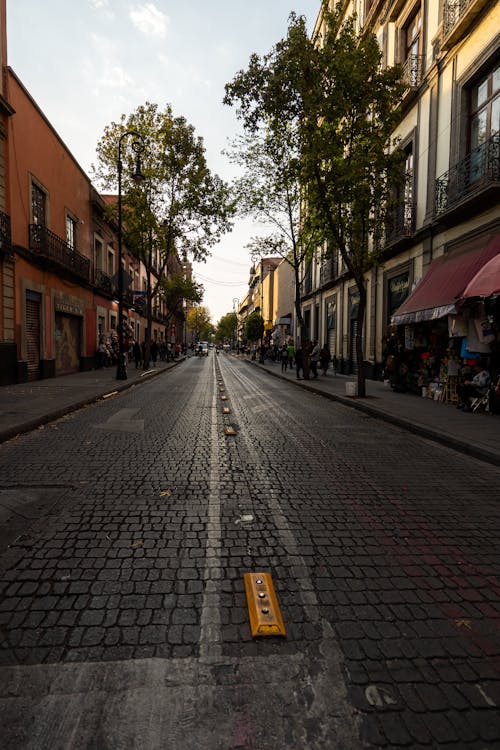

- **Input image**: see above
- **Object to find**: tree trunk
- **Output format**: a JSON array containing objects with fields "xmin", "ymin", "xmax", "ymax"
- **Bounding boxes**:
[{"xmin": 355, "ymin": 282, "xmax": 367, "ymax": 398}]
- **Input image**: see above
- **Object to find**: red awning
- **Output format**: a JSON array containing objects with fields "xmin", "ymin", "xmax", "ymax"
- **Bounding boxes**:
[
  {"xmin": 462, "ymin": 252, "xmax": 500, "ymax": 298},
  {"xmin": 392, "ymin": 234, "xmax": 500, "ymax": 325}
]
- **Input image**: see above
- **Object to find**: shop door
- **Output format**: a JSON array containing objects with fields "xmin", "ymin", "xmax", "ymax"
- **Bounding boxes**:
[
  {"xmin": 55, "ymin": 313, "xmax": 81, "ymax": 375},
  {"xmin": 26, "ymin": 292, "xmax": 41, "ymax": 381},
  {"xmin": 350, "ymin": 318, "xmax": 358, "ymax": 374}
]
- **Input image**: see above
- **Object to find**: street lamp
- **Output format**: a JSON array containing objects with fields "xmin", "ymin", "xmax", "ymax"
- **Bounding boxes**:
[
  {"xmin": 116, "ymin": 130, "xmax": 145, "ymax": 380},
  {"xmin": 232, "ymin": 297, "xmax": 239, "ymax": 350}
]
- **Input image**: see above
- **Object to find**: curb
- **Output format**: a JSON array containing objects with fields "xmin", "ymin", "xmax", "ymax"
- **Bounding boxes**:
[
  {"xmin": 244, "ymin": 358, "xmax": 500, "ymax": 469},
  {"xmin": 0, "ymin": 358, "xmax": 185, "ymax": 445}
]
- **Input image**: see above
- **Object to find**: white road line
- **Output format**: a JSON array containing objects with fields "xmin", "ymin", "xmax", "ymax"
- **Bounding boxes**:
[{"xmin": 199, "ymin": 357, "xmax": 223, "ymax": 663}]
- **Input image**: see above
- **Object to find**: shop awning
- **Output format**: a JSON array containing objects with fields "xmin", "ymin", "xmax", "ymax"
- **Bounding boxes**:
[
  {"xmin": 391, "ymin": 234, "xmax": 500, "ymax": 325},
  {"xmin": 461, "ymin": 252, "xmax": 500, "ymax": 299}
]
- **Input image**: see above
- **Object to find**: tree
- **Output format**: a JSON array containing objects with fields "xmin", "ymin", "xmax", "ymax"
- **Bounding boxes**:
[
  {"xmin": 223, "ymin": 131, "xmax": 321, "ymax": 351},
  {"xmin": 93, "ymin": 102, "xmax": 234, "ymax": 366},
  {"xmin": 187, "ymin": 306, "xmax": 212, "ymax": 342},
  {"xmin": 224, "ymin": 5, "xmax": 405, "ymax": 396},
  {"xmin": 216, "ymin": 312, "xmax": 238, "ymax": 344},
  {"xmin": 245, "ymin": 312, "xmax": 264, "ymax": 343},
  {"xmin": 160, "ymin": 274, "xmax": 203, "ymax": 328}
]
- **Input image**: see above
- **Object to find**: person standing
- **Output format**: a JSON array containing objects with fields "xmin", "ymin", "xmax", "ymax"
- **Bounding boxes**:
[
  {"xmin": 133, "ymin": 340, "xmax": 142, "ymax": 369},
  {"xmin": 310, "ymin": 340, "xmax": 321, "ymax": 379},
  {"xmin": 287, "ymin": 340, "xmax": 295, "ymax": 369},
  {"xmin": 295, "ymin": 343, "xmax": 304, "ymax": 379},
  {"xmin": 320, "ymin": 344, "xmax": 331, "ymax": 376}
]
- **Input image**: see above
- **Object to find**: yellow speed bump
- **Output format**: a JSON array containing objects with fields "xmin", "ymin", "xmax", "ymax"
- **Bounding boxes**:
[
  {"xmin": 224, "ymin": 425, "xmax": 237, "ymax": 436},
  {"xmin": 244, "ymin": 572, "xmax": 286, "ymax": 638}
]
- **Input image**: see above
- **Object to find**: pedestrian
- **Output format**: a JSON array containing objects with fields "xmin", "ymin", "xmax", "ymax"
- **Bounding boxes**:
[
  {"xmin": 281, "ymin": 343, "xmax": 289, "ymax": 372},
  {"xmin": 310, "ymin": 340, "xmax": 320, "ymax": 379},
  {"xmin": 287, "ymin": 340, "xmax": 295, "ymax": 369},
  {"xmin": 133, "ymin": 340, "xmax": 142, "ymax": 369},
  {"xmin": 319, "ymin": 344, "xmax": 331, "ymax": 376},
  {"xmin": 150, "ymin": 340, "xmax": 158, "ymax": 363},
  {"xmin": 295, "ymin": 343, "xmax": 304, "ymax": 379}
]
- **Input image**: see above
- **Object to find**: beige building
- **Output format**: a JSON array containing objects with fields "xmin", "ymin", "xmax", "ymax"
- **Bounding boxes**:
[{"xmin": 302, "ymin": 0, "xmax": 499, "ymax": 378}]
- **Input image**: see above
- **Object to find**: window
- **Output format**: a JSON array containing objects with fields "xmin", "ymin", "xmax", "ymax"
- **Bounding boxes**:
[
  {"xmin": 110, "ymin": 314, "xmax": 117, "ymax": 330},
  {"xmin": 107, "ymin": 247, "xmax": 114, "ymax": 276},
  {"xmin": 31, "ymin": 182, "xmax": 46, "ymax": 226},
  {"xmin": 405, "ymin": 8, "xmax": 421, "ymax": 60},
  {"xmin": 469, "ymin": 63, "xmax": 500, "ymax": 181},
  {"xmin": 66, "ymin": 214, "xmax": 77, "ymax": 248},
  {"xmin": 402, "ymin": 6, "xmax": 423, "ymax": 87},
  {"xmin": 94, "ymin": 237, "xmax": 104, "ymax": 270}
]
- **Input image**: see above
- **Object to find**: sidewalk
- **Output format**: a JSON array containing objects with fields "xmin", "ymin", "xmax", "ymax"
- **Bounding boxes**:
[
  {"xmin": 0, "ymin": 358, "xmax": 184, "ymax": 445},
  {"xmin": 241, "ymin": 355, "xmax": 500, "ymax": 468}
]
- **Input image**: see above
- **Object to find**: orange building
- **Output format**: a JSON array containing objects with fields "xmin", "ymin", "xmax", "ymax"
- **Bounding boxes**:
[{"xmin": 0, "ymin": 0, "xmax": 15, "ymax": 385}]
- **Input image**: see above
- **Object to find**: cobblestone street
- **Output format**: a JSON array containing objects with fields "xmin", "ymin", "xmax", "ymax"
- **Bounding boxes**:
[{"xmin": 0, "ymin": 354, "xmax": 499, "ymax": 748}]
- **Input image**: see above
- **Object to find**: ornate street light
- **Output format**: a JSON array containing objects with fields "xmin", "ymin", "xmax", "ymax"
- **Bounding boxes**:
[
  {"xmin": 116, "ymin": 130, "xmax": 145, "ymax": 380},
  {"xmin": 232, "ymin": 297, "xmax": 239, "ymax": 350}
]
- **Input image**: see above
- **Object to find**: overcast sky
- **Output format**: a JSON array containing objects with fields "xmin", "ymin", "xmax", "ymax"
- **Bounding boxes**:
[{"xmin": 7, "ymin": 0, "xmax": 320, "ymax": 323}]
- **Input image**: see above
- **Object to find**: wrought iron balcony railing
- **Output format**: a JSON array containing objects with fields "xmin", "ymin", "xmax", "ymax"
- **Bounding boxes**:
[
  {"xmin": 385, "ymin": 198, "xmax": 415, "ymax": 244},
  {"xmin": 402, "ymin": 54, "xmax": 425, "ymax": 89},
  {"xmin": 93, "ymin": 268, "xmax": 113, "ymax": 295},
  {"xmin": 29, "ymin": 224, "xmax": 90, "ymax": 281},
  {"xmin": 434, "ymin": 132, "xmax": 499, "ymax": 217},
  {"xmin": 319, "ymin": 258, "xmax": 338, "ymax": 286},
  {"xmin": 0, "ymin": 210, "xmax": 12, "ymax": 258},
  {"xmin": 443, "ymin": 0, "xmax": 475, "ymax": 36}
]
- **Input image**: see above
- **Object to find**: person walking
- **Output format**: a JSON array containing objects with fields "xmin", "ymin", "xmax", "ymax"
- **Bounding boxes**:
[
  {"xmin": 295, "ymin": 343, "xmax": 304, "ymax": 379},
  {"xmin": 133, "ymin": 340, "xmax": 142, "ymax": 369},
  {"xmin": 150, "ymin": 340, "xmax": 158, "ymax": 364},
  {"xmin": 281, "ymin": 343, "xmax": 289, "ymax": 372},
  {"xmin": 319, "ymin": 344, "xmax": 331, "ymax": 376},
  {"xmin": 310, "ymin": 340, "xmax": 320, "ymax": 379},
  {"xmin": 287, "ymin": 340, "xmax": 295, "ymax": 369}
]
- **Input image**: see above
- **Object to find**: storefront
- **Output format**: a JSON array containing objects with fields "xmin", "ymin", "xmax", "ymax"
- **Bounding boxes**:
[{"xmin": 389, "ymin": 231, "xmax": 500, "ymax": 397}]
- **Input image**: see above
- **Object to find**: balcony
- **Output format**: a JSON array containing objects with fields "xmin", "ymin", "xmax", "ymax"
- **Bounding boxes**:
[
  {"xmin": 385, "ymin": 197, "xmax": 415, "ymax": 245},
  {"xmin": 0, "ymin": 210, "xmax": 12, "ymax": 259},
  {"xmin": 29, "ymin": 224, "xmax": 90, "ymax": 281},
  {"xmin": 402, "ymin": 54, "xmax": 425, "ymax": 89},
  {"xmin": 434, "ymin": 132, "xmax": 499, "ymax": 218},
  {"xmin": 319, "ymin": 258, "xmax": 338, "ymax": 286},
  {"xmin": 93, "ymin": 268, "xmax": 113, "ymax": 295},
  {"xmin": 442, "ymin": 0, "xmax": 490, "ymax": 49}
]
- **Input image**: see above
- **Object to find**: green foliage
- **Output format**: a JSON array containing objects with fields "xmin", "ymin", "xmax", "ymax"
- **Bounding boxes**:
[
  {"xmin": 186, "ymin": 305, "xmax": 212, "ymax": 340},
  {"xmin": 216, "ymin": 312, "xmax": 238, "ymax": 342},
  {"xmin": 224, "ymin": 5, "xmax": 405, "ymax": 392},
  {"xmin": 160, "ymin": 275, "xmax": 203, "ymax": 321},
  {"xmin": 93, "ymin": 101, "xmax": 235, "ymax": 280},
  {"xmin": 244, "ymin": 312, "xmax": 264, "ymax": 342}
]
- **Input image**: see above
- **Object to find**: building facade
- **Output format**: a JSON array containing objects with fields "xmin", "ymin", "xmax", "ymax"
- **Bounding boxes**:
[
  {"xmin": 302, "ymin": 0, "xmax": 499, "ymax": 379},
  {"xmin": 0, "ymin": 0, "xmax": 184, "ymax": 385}
]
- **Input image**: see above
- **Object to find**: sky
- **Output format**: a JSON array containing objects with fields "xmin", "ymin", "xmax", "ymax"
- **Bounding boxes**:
[{"xmin": 6, "ymin": 0, "xmax": 320, "ymax": 324}]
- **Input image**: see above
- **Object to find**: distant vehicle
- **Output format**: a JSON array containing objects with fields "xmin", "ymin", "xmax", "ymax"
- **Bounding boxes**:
[{"xmin": 197, "ymin": 341, "xmax": 209, "ymax": 356}]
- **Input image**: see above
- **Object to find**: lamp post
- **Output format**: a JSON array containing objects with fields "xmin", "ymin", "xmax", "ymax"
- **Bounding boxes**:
[{"xmin": 116, "ymin": 130, "xmax": 145, "ymax": 380}]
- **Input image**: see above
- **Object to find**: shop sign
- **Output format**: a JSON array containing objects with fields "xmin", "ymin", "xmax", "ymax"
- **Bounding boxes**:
[
  {"xmin": 54, "ymin": 297, "xmax": 84, "ymax": 316},
  {"xmin": 388, "ymin": 274, "xmax": 409, "ymax": 316}
]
